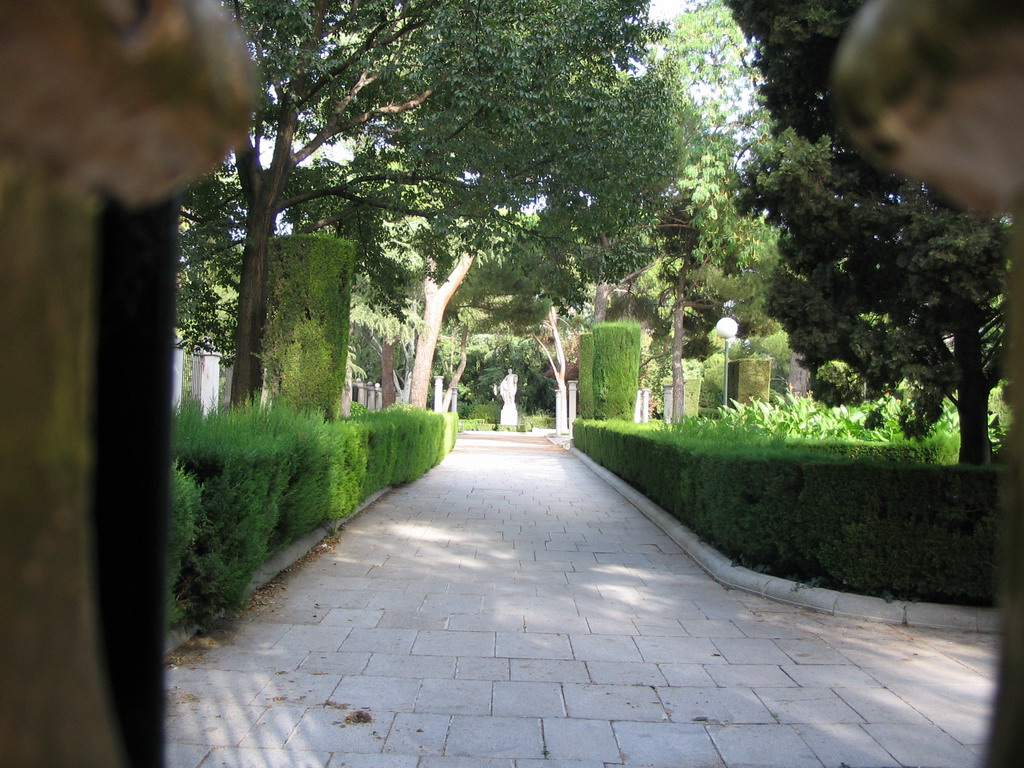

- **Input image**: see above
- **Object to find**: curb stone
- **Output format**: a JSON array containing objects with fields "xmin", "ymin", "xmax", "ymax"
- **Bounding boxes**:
[{"xmin": 567, "ymin": 443, "xmax": 999, "ymax": 634}]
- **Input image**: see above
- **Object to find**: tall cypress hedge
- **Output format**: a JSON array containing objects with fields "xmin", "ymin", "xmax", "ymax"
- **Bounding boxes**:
[
  {"xmin": 578, "ymin": 332, "xmax": 595, "ymax": 420},
  {"xmin": 263, "ymin": 234, "xmax": 355, "ymax": 419},
  {"xmin": 592, "ymin": 321, "xmax": 641, "ymax": 420}
]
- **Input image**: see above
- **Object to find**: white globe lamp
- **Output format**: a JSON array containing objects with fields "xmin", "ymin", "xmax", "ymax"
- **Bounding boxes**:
[{"xmin": 715, "ymin": 317, "xmax": 739, "ymax": 407}]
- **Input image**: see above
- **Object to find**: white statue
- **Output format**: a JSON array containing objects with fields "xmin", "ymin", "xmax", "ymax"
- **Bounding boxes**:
[
  {"xmin": 494, "ymin": 368, "xmax": 519, "ymax": 426},
  {"xmin": 495, "ymin": 368, "xmax": 518, "ymax": 406}
]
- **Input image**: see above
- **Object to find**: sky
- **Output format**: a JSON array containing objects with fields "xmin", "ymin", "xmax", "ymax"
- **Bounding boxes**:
[{"xmin": 649, "ymin": 0, "xmax": 695, "ymax": 22}]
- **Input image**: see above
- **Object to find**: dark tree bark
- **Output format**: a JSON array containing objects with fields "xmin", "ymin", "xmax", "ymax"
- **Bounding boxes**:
[
  {"xmin": 953, "ymin": 319, "xmax": 994, "ymax": 465},
  {"xmin": 230, "ymin": 122, "xmax": 296, "ymax": 405}
]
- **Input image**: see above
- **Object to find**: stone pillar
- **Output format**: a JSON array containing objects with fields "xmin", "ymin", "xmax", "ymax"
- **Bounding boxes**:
[
  {"xmin": 663, "ymin": 384, "xmax": 673, "ymax": 423},
  {"xmin": 555, "ymin": 389, "xmax": 567, "ymax": 435},
  {"xmin": 449, "ymin": 387, "xmax": 458, "ymax": 413},
  {"xmin": 198, "ymin": 350, "xmax": 221, "ymax": 415},
  {"xmin": 641, "ymin": 388, "xmax": 650, "ymax": 423},
  {"xmin": 633, "ymin": 389, "xmax": 643, "ymax": 423},
  {"xmin": 568, "ymin": 380, "xmax": 578, "ymax": 436},
  {"xmin": 433, "ymin": 375, "xmax": 444, "ymax": 412},
  {"xmin": 373, "ymin": 383, "xmax": 383, "ymax": 411},
  {"xmin": 353, "ymin": 379, "xmax": 364, "ymax": 405},
  {"xmin": 171, "ymin": 341, "xmax": 184, "ymax": 409}
]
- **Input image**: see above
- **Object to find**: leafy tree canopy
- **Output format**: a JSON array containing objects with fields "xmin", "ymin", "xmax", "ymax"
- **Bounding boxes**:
[
  {"xmin": 182, "ymin": 0, "xmax": 680, "ymax": 402},
  {"xmin": 725, "ymin": 0, "xmax": 1007, "ymax": 463}
]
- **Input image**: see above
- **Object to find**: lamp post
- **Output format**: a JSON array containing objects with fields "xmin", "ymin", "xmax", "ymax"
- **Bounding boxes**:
[{"xmin": 715, "ymin": 317, "xmax": 738, "ymax": 409}]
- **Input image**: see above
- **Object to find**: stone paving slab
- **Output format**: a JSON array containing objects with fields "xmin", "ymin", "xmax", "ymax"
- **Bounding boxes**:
[{"xmin": 166, "ymin": 432, "xmax": 998, "ymax": 768}]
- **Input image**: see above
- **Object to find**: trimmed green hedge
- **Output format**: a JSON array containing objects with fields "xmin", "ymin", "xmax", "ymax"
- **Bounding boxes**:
[
  {"xmin": 795, "ymin": 438, "xmax": 957, "ymax": 465},
  {"xmin": 578, "ymin": 332, "xmax": 595, "ymax": 419},
  {"xmin": 592, "ymin": 321, "xmax": 641, "ymax": 420},
  {"xmin": 573, "ymin": 419, "xmax": 999, "ymax": 605},
  {"xmin": 727, "ymin": 358, "xmax": 771, "ymax": 405},
  {"xmin": 263, "ymin": 234, "xmax": 355, "ymax": 419},
  {"xmin": 171, "ymin": 405, "xmax": 457, "ymax": 627}
]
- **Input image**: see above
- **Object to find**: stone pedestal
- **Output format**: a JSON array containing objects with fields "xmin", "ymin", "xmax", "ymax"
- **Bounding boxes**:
[{"xmin": 500, "ymin": 404, "xmax": 518, "ymax": 426}]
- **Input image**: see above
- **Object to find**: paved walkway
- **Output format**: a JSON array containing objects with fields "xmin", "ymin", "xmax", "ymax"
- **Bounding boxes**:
[{"xmin": 165, "ymin": 432, "xmax": 997, "ymax": 768}]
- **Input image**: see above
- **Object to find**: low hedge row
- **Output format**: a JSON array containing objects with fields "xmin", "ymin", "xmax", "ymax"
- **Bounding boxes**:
[
  {"xmin": 573, "ymin": 419, "xmax": 999, "ymax": 606},
  {"xmin": 171, "ymin": 405, "xmax": 457, "ymax": 627},
  {"xmin": 794, "ymin": 437, "xmax": 958, "ymax": 465}
]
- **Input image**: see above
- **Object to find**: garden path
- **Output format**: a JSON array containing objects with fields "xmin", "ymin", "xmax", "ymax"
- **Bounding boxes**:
[{"xmin": 165, "ymin": 431, "xmax": 997, "ymax": 768}]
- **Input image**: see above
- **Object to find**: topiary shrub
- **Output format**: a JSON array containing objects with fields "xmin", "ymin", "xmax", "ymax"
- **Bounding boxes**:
[
  {"xmin": 727, "ymin": 358, "xmax": 771, "ymax": 405},
  {"xmin": 263, "ymin": 234, "xmax": 355, "ymax": 420},
  {"xmin": 592, "ymin": 321, "xmax": 641, "ymax": 420}
]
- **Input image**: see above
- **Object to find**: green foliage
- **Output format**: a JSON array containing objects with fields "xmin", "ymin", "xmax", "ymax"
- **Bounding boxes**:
[
  {"xmin": 467, "ymin": 403, "xmax": 500, "ymax": 423},
  {"xmin": 725, "ymin": 0, "xmax": 1007, "ymax": 464},
  {"xmin": 170, "ymin": 404, "xmax": 455, "ymax": 628},
  {"xmin": 578, "ymin": 332, "xmax": 595, "ymax": 420},
  {"xmin": 523, "ymin": 414, "xmax": 555, "ymax": 430},
  {"xmin": 455, "ymin": 334, "xmax": 553, "ymax": 416},
  {"xmin": 168, "ymin": 465, "xmax": 201, "ymax": 626},
  {"xmin": 574, "ymin": 418, "xmax": 998, "ymax": 605},
  {"xmin": 208, "ymin": 0, "xmax": 680, "ymax": 405},
  {"xmin": 592, "ymin": 321, "xmax": 642, "ymax": 420},
  {"xmin": 718, "ymin": 393, "xmax": 961, "ymax": 463},
  {"xmin": 177, "ymin": 168, "xmax": 245, "ymax": 358},
  {"xmin": 458, "ymin": 418, "xmax": 495, "ymax": 432},
  {"xmin": 263, "ymin": 235, "xmax": 355, "ymax": 420}
]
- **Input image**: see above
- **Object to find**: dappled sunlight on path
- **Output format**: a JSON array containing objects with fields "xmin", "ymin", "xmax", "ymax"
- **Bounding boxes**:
[{"xmin": 166, "ymin": 431, "xmax": 996, "ymax": 768}]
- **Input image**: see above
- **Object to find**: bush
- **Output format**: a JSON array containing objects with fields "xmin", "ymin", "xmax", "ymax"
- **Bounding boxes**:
[
  {"xmin": 170, "ymin": 404, "xmax": 456, "ymax": 628},
  {"xmin": 523, "ymin": 414, "xmax": 555, "ymax": 429},
  {"xmin": 573, "ymin": 419, "xmax": 999, "ymax": 605},
  {"xmin": 459, "ymin": 418, "xmax": 495, "ymax": 431},
  {"xmin": 354, "ymin": 408, "xmax": 456, "ymax": 490},
  {"xmin": 173, "ymin": 406, "xmax": 300, "ymax": 624},
  {"xmin": 168, "ymin": 464, "xmax": 201, "ymax": 626},
  {"xmin": 467, "ymin": 402, "xmax": 500, "ymax": 423},
  {"xmin": 592, "ymin": 321, "xmax": 641, "ymax": 420}
]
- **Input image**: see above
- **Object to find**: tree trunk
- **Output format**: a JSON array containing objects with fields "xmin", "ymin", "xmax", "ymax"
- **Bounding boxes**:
[
  {"xmin": 670, "ymin": 268, "xmax": 687, "ymax": 422},
  {"xmin": 230, "ymin": 113, "xmax": 297, "ymax": 406},
  {"xmin": 408, "ymin": 255, "xmax": 475, "ymax": 408},
  {"xmin": 953, "ymin": 321, "xmax": 993, "ymax": 465},
  {"xmin": 442, "ymin": 326, "xmax": 469, "ymax": 412},
  {"xmin": 231, "ymin": 204, "xmax": 275, "ymax": 406},
  {"xmin": 789, "ymin": 351, "xmax": 812, "ymax": 397},
  {"xmin": 381, "ymin": 339, "xmax": 397, "ymax": 408},
  {"xmin": 594, "ymin": 281, "xmax": 612, "ymax": 323}
]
